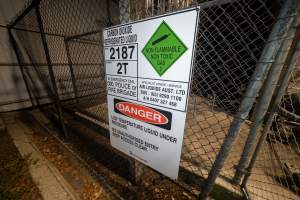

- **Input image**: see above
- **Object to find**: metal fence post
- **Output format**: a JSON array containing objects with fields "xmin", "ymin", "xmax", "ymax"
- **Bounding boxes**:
[
  {"xmin": 118, "ymin": 0, "xmax": 139, "ymax": 184},
  {"xmin": 240, "ymin": 16, "xmax": 300, "ymax": 192},
  {"xmin": 35, "ymin": 5, "xmax": 68, "ymax": 137},
  {"xmin": 64, "ymin": 39, "xmax": 79, "ymax": 102},
  {"xmin": 8, "ymin": 28, "xmax": 35, "ymax": 108},
  {"xmin": 7, "ymin": 0, "xmax": 42, "ymax": 108},
  {"xmin": 232, "ymin": 0, "xmax": 300, "ymax": 185},
  {"xmin": 198, "ymin": 0, "xmax": 295, "ymax": 199},
  {"xmin": 119, "ymin": 0, "xmax": 131, "ymax": 23}
]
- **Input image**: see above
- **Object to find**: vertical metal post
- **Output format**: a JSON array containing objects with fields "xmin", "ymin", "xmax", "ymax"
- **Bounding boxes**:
[
  {"xmin": 106, "ymin": 0, "xmax": 113, "ymax": 26},
  {"xmin": 119, "ymin": 0, "xmax": 131, "ymax": 23},
  {"xmin": 232, "ymin": 1, "xmax": 300, "ymax": 185},
  {"xmin": 8, "ymin": 28, "xmax": 35, "ymax": 108},
  {"xmin": 118, "ymin": 0, "xmax": 138, "ymax": 184},
  {"xmin": 64, "ymin": 39, "xmax": 79, "ymax": 102},
  {"xmin": 241, "ymin": 18, "xmax": 300, "ymax": 190},
  {"xmin": 35, "ymin": 6, "xmax": 68, "ymax": 137},
  {"xmin": 199, "ymin": 0, "xmax": 295, "ymax": 199}
]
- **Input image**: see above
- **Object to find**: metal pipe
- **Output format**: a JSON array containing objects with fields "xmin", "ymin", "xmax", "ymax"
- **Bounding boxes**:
[
  {"xmin": 119, "ymin": 0, "xmax": 131, "ymax": 23},
  {"xmin": 199, "ymin": 0, "xmax": 295, "ymax": 199},
  {"xmin": 8, "ymin": 0, "xmax": 42, "ymax": 29},
  {"xmin": 8, "ymin": 28, "xmax": 35, "ymax": 107},
  {"xmin": 35, "ymin": 6, "xmax": 68, "ymax": 137},
  {"xmin": 241, "ymin": 15, "xmax": 300, "ymax": 190},
  {"xmin": 106, "ymin": 0, "xmax": 113, "ymax": 26},
  {"xmin": 117, "ymin": 0, "xmax": 138, "ymax": 185},
  {"xmin": 22, "ymin": 46, "xmax": 56, "ymax": 106},
  {"xmin": 65, "ymin": 30, "xmax": 101, "ymax": 41},
  {"xmin": 232, "ymin": 1, "xmax": 300, "ymax": 185},
  {"xmin": 64, "ymin": 39, "xmax": 79, "ymax": 102}
]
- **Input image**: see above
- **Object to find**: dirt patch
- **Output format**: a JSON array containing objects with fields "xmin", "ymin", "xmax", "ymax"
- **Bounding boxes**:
[
  {"xmin": 20, "ymin": 115, "xmax": 111, "ymax": 200},
  {"xmin": 0, "ymin": 128, "xmax": 42, "ymax": 200}
]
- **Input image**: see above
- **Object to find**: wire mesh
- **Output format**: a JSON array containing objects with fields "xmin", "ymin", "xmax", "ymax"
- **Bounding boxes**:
[
  {"xmin": 8, "ymin": 0, "xmax": 300, "ymax": 199},
  {"xmin": 244, "ymin": 58, "xmax": 300, "ymax": 200},
  {"xmin": 65, "ymin": 34, "xmax": 108, "ymax": 122},
  {"xmin": 129, "ymin": 0, "xmax": 286, "ymax": 198},
  {"xmin": 12, "ymin": 14, "xmax": 56, "ymax": 106}
]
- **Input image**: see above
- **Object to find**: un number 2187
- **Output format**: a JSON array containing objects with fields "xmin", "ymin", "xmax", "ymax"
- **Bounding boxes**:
[{"xmin": 109, "ymin": 45, "xmax": 135, "ymax": 60}]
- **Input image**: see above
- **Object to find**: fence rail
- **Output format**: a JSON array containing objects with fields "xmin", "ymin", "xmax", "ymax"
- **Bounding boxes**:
[{"xmin": 8, "ymin": 0, "xmax": 300, "ymax": 199}]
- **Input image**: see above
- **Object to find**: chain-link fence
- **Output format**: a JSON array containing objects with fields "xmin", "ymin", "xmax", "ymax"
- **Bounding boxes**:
[
  {"xmin": 7, "ymin": 0, "xmax": 300, "ymax": 199},
  {"xmin": 241, "ymin": 26, "xmax": 300, "ymax": 200}
]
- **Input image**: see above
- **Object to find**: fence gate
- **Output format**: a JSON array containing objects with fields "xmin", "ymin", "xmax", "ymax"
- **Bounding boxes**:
[{"xmin": 8, "ymin": 0, "xmax": 300, "ymax": 199}]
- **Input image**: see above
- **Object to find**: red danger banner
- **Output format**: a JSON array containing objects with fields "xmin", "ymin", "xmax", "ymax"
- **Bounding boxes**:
[{"xmin": 114, "ymin": 98, "xmax": 172, "ymax": 130}]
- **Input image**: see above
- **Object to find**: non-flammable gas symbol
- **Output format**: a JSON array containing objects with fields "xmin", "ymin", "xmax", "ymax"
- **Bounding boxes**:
[{"xmin": 142, "ymin": 21, "xmax": 188, "ymax": 76}]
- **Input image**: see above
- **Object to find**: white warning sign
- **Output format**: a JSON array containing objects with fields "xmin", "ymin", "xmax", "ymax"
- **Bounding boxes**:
[{"xmin": 103, "ymin": 7, "xmax": 199, "ymax": 179}]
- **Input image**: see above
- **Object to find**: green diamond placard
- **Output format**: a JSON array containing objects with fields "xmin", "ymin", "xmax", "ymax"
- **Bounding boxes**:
[{"xmin": 142, "ymin": 21, "xmax": 188, "ymax": 76}]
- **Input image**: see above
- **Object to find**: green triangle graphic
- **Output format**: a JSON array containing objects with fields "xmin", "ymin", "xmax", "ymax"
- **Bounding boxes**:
[{"xmin": 142, "ymin": 21, "xmax": 188, "ymax": 76}]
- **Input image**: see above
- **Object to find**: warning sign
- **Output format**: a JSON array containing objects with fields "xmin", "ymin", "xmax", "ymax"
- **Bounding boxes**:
[
  {"xmin": 142, "ymin": 21, "xmax": 188, "ymax": 76},
  {"xmin": 114, "ymin": 98, "xmax": 172, "ymax": 130},
  {"xmin": 103, "ymin": 7, "xmax": 199, "ymax": 179}
]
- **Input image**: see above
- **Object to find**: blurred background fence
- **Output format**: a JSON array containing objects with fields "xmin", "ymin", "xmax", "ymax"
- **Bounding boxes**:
[{"xmin": 7, "ymin": 0, "xmax": 300, "ymax": 199}]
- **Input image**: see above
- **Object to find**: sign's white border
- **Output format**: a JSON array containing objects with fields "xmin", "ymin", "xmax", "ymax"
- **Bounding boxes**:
[{"xmin": 103, "ymin": 7, "xmax": 200, "ymax": 179}]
